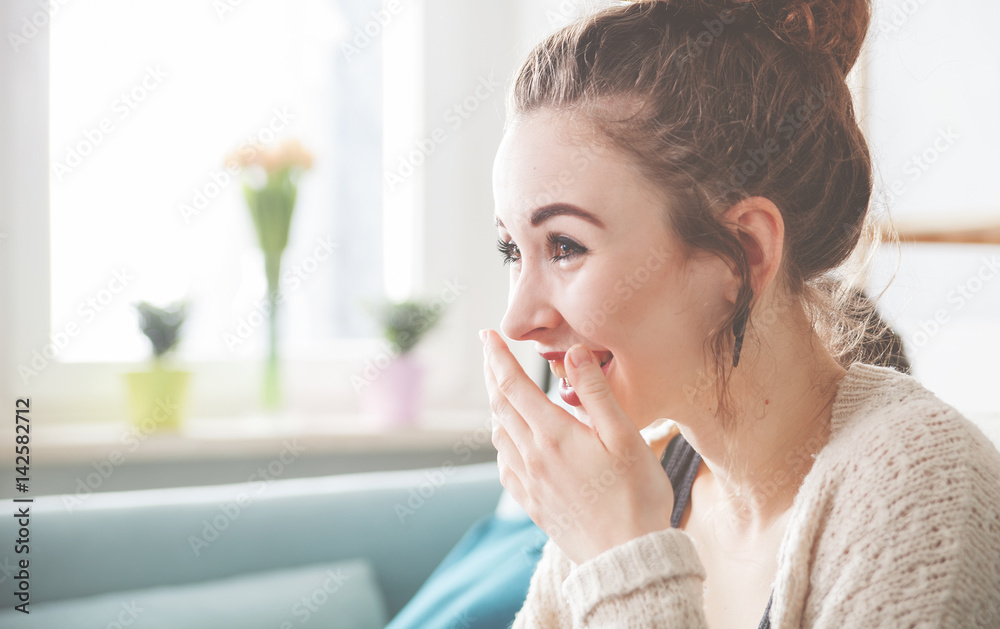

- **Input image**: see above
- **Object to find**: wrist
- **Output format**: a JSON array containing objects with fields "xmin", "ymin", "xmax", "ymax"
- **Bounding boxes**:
[{"xmin": 562, "ymin": 528, "xmax": 706, "ymax": 622}]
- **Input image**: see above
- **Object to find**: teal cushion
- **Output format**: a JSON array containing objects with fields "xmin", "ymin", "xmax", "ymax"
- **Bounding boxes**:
[
  {"xmin": 385, "ymin": 513, "xmax": 547, "ymax": 629},
  {"xmin": 0, "ymin": 558, "xmax": 385, "ymax": 629}
]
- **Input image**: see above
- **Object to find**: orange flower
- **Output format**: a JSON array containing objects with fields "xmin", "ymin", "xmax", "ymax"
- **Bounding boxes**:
[{"xmin": 226, "ymin": 139, "xmax": 313, "ymax": 173}]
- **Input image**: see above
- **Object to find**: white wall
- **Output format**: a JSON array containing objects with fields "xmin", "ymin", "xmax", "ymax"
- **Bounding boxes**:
[{"xmin": 416, "ymin": 0, "xmax": 600, "ymax": 408}]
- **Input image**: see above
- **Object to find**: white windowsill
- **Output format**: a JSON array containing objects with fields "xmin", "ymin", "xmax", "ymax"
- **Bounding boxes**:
[{"xmin": 19, "ymin": 408, "xmax": 494, "ymax": 466}]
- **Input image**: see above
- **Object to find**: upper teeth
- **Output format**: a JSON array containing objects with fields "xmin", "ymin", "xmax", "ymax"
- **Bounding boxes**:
[
  {"xmin": 550, "ymin": 355, "xmax": 611, "ymax": 379},
  {"xmin": 551, "ymin": 360, "xmax": 567, "ymax": 379}
]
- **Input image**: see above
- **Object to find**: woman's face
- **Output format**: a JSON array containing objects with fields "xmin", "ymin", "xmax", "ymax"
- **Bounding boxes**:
[{"xmin": 492, "ymin": 109, "xmax": 734, "ymax": 429}]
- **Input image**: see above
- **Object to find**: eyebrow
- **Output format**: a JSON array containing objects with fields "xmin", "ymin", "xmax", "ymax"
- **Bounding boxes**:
[{"xmin": 493, "ymin": 203, "xmax": 607, "ymax": 230}]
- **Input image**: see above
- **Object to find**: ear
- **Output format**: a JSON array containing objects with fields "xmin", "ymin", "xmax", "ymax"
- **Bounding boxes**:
[{"xmin": 721, "ymin": 196, "xmax": 785, "ymax": 304}]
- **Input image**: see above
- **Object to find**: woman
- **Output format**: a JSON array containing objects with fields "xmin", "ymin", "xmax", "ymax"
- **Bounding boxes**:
[{"xmin": 480, "ymin": 1, "xmax": 1000, "ymax": 627}]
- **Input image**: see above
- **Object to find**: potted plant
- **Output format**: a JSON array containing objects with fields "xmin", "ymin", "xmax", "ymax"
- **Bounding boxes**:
[
  {"xmin": 123, "ymin": 300, "xmax": 190, "ymax": 432},
  {"xmin": 360, "ymin": 298, "xmax": 446, "ymax": 427},
  {"xmin": 227, "ymin": 139, "xmax": 313, "ymax": 411}
]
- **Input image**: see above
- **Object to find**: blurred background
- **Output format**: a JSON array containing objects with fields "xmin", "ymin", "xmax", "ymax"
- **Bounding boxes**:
[
  {"xmin": 1, "ymin": 0, "xmax": 998, "ymax": 491},
  {"xmin": 1, "ymin": 1, "xmax": 999, "ymax": 627}
]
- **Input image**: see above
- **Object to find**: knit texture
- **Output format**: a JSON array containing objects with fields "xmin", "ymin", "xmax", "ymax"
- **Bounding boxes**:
[{"xmin": 510, "ymin": 363, "xmax": 1000, "ymax": 628}]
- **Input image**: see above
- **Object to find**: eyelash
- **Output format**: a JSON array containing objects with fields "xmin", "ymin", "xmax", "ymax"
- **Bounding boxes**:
[{"xmin": 496, "ymin": 234, "xmax": 588, "ymax": 267}]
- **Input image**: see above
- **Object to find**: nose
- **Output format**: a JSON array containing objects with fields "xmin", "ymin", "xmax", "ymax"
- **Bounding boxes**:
[{"xmin": 499, "ymin": 264, "xmax": 562, "ymax": 342}]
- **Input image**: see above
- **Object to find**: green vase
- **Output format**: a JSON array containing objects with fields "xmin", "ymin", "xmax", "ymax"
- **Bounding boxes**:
[
  {"xmin": 123, "ymin": 366, "xmax": 191, "ymax": 432},
  {"xmin": 244, "ymin": 167, "xmax": 297, "ymax": 413},
  {"xmin": 262, "ymin": 270, "xmax": 282, "ymax": 412}
]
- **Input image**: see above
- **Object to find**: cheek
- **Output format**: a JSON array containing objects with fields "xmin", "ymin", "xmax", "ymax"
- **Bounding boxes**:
[
  {"xmin": 585, "ymin": 260, "xmax": 721, "ymax": 370},
  {"xmin": 562, "ymin": 269, "xmax": 633, "ymax": 341}
]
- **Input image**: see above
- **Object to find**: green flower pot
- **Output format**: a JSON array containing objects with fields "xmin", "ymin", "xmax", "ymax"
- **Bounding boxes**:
[{"xmin": 123, "ymin": 367, "xmax": 191, "ymax": 432}]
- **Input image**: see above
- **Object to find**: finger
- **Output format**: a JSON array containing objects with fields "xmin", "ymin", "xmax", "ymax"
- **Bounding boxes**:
[
  {"xmin": 484, "ymin": 353, "xmax": 534, "ymax": 451},
  {"xmin": 495, "ymin": 451, "xmax": 529, "ymax": 513},
  {"xmin": 565, "ymin": 343, "xmax": 636, "ymax": 451},
  {"xmin": 482, "ymin": 329, "xmax": 573, "ymax": 439},
  {"xmin": 492, "ymin": 419, "xmax": 526, "ymax": 480}
]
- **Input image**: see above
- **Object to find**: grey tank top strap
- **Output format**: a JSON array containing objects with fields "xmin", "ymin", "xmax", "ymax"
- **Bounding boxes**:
[{"xmin": 659, "ymin": 433, "xmax": 774, "ymax": 629}]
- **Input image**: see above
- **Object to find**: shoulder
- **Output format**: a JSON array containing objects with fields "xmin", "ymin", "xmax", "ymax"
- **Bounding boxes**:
[
  {"xmin": 774, "ymin": 363, "xmax": 1000, "ymax": 626},
  {"xmin": 824, "ymin": 362, "xmax": 1000, "ymax": 482},
  {"xmin": 819, "ymin": 362, "xmax": 1000, "ymax": 520}
]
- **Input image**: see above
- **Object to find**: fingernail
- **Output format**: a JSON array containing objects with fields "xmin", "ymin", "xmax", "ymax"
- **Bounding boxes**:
[
  {"xmin": 568, "ymin": 344, "xmax": 592, "ymax": 368},
  {"xmin": 479, "ymin": 329, "xmax": 488, "ymax": 344}
]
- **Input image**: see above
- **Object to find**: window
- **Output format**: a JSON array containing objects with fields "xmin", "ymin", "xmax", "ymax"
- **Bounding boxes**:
[
  {"xmin": 1, "ymin": 0, "xmax": 467, "ymax": 423},
  {"xmin": 48, "ymin": 0, "xmax": 384, "ymax": 365},
  {"xmin": 4, "ymin": 0, "xmax": 512, "ymax": 426}
]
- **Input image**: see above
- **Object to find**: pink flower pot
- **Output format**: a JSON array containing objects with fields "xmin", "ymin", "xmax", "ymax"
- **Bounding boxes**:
[{"xmin": 362, "ymin": 353, "xmax": 424, "ymax": 427}]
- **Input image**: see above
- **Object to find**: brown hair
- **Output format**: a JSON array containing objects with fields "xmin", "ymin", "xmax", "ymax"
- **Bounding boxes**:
[{"xmin": 508, "ymin": 0, "xmax": 900, "ymax": 423}]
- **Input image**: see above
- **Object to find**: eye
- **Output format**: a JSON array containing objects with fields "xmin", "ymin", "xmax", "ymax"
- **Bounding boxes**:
[
  {"xmin": 496, "ymin": 238, "xmax": 520, "ymax": 266},
  {"xmin": 547, "ymin": 233, "xmax": 588, "ymax": 262}
]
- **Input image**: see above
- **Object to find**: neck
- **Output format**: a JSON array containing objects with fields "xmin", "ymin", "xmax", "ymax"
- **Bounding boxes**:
[{"xmin": 677, "ymin": 311, "xmax": 847, "ymax": 534}]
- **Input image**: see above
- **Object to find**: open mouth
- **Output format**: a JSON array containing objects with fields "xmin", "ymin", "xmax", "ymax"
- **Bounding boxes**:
[{"xmin": 549, "ymin": 352, "xmax": 615, "ymax": 406}]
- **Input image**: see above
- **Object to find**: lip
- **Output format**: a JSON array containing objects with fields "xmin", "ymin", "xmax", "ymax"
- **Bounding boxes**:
[
  {"xmin": 539, "ymin": 350, "xmax": 614, "ymax": 367},
  {"xmin": 539, "ymin": 350, "xmax": 614, "ymax": 406}
]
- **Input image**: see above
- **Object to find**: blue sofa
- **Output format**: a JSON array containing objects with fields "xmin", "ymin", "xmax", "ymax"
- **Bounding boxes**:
[{"xmin": 0, "ymin": 462, "xmax": 506, "ymax": 628}]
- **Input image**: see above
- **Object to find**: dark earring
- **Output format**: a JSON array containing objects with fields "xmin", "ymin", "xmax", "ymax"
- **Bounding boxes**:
[{"xmin": 732, "ymin": 289, "xmax": 753, "ymax": 368}]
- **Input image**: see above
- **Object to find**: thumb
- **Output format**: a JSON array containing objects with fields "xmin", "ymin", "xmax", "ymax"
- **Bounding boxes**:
[{"xmin": 566, "ymin": 344, "xmax": 633, "ymax": 444}]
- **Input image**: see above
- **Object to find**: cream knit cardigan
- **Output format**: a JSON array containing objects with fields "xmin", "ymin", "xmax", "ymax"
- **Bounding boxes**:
[{"xmin": 510, "ymin": 363, "xmax": 1000, "ymax": 628}]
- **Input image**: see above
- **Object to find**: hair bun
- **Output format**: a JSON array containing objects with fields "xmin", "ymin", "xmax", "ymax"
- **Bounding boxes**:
[
  {"xmin": 763, "ymin": 0, "xmax": 871, "ymax": 75},
  {"xmin": 653, "ymin": 0, "xmax": 871, "ymax": 75}
]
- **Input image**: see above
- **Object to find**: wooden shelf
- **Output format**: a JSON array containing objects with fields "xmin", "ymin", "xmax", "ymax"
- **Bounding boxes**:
[{"xmin": 878, "ymin": 218, "xmax": 1000, "ymax": 245}]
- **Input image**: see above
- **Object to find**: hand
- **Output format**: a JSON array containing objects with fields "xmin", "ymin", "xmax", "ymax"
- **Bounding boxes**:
[{"xmin": 481, "ymin": 329, "xmax": 675, "ymax": 565}]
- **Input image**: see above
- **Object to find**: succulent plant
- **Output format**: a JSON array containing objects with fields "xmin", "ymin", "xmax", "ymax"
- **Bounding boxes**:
[
  {"xmin": 372, "ymin": 299, "xmax": 445, "ymax": 355},
  {"xmin": 133, "ymin": 300, "xmax": 187, "ymax": 359}
]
